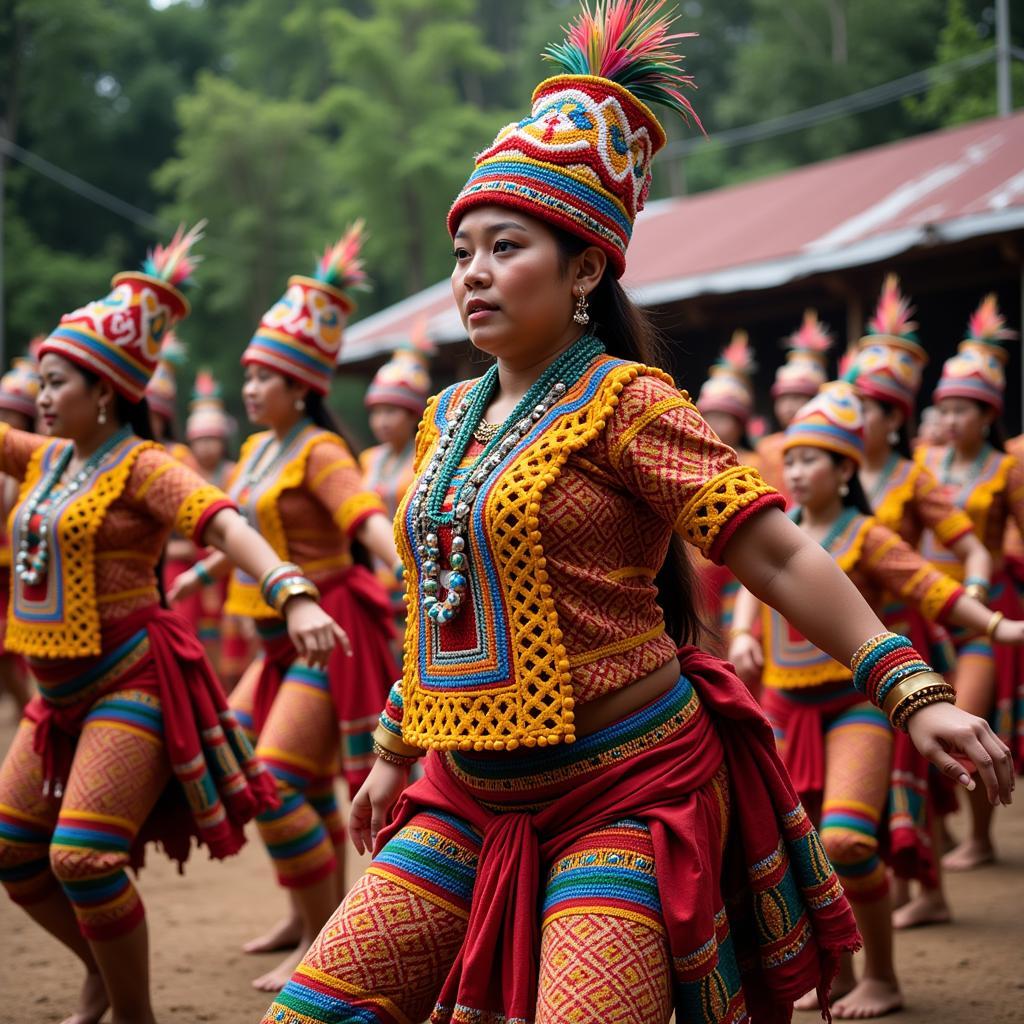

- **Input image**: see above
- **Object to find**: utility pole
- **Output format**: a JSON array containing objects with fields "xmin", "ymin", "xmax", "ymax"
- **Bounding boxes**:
[{"xmin": 996, "ymin": 0, "xmax": 1011, "ymax": 117}]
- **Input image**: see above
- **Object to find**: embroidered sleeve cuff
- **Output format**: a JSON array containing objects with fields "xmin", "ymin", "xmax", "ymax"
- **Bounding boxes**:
[
  {"xmin": 378, "ymin": 680, "xmax": 406, "ymax": 737},
  {"xmin": 337, "ymin": 490, "xmax": 388, "ymax": 538},
  {"xmin": 934, "ymin": 511, "xmax": 974, "ymax": 547},
  {"xmin": 675, "ymin": 465, "xmax": 784, "ymax": 563},
  {"xmin": 178, "ymin": 488, "xmax": 237, "ymax": 544}
]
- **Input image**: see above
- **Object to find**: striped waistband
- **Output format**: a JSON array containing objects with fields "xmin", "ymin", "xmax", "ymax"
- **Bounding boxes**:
[
  {"xmin": 443, "ymin": 675, "xmax": 702, "ymax": 807},
  {"xmin": 29, "ymin": 629, "xmax": 151, "ymax": 707}
]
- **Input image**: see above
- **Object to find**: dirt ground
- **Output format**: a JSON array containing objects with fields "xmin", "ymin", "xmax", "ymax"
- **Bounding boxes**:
[{"xmin": 1, "ymin": 699, "xmax": 1022, "ymax": 1024}]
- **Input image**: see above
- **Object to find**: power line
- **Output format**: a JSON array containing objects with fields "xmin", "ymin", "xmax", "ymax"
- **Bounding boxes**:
[{"xmin": 663, "ymin": 47, "xmax": 1000, "ymax": 159}]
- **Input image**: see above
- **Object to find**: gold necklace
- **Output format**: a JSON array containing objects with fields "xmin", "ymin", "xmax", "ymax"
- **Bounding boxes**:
[{"xmin": 472, "ymin": 420, "xmax": 502, "ymax": 444}]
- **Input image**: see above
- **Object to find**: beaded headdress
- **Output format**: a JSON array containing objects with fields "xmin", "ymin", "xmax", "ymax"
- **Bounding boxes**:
[
  {"xmin": 772, "ymin": 310, "xmax": 833, "ymax": 399},
  {"xmin": 186, "ymin": 369, "xmax": 233, "ymax": 442},
  {"xmin": 365, "ymin": 319, "xmax": 436, "ymax": 416},
  {"xmin": 933, "ymin": 294, "xmax": 1017, "ymax": 413},
  {"xmin": 0, "ymin": 356, "xmax": 42, "ymax": 421},
  {"xmin": 783, "ymin": 380, "xmax": 865, "ymax": 466},
  {"xmin": 243, "ymin": 221, "xmax": 369, "ymax": 396},
  {"xmin": 39, "ymin": 223, "xmax": 203, "ymax": 402},
  {"xmin": 447, "ymin": 0, "xmax": 702, "ymax": 278},
  {"xmin": 696, "ymin": 330, "xmax": 756, "ymax": 425},
  {"xmin": 145, "ymin": 332, "xmax": 186, "ymax": 423},
  {"xmin": 850, "ymin": 275, "xmax": 927, "ymax": 419}
]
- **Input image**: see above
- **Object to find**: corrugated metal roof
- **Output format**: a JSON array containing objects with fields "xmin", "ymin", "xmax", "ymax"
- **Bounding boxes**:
[{"xmin": 341, "ymin": 111, "xmax": 1024, "ymax": 364}]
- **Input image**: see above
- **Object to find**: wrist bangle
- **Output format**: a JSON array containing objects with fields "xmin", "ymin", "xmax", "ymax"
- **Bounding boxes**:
[
  {"xmin": 372, "ymin": 723, "xmax": 423, "ymax": 759},
  {"xmin": 372, "ymin": 741, "xmax": 417, "ymax": 767},
  {"xmin": 259, "ymin": 561, "xmax": 303, "ymax": 601},
  {"xmin": 965, "ymin": 583, "xmax": 989, "ymax": 602},
  {"xmin": 986, "ymin": 611, "xmax": 1005, "ymax": 640},
  {"xmin": 194, "ymin": 562, "xmax": 215, "ymax": 586},
  {"xmin": 881, "ymin": 670, "xmax": 950, "ymax": 719},
  {"xmin": 728, "ymin": 626, "xmax": 752, "ymax": 641},
  {"xmin": 273, "ymin": 579, "xmax": 321, "ymax": 614},
  {"xmin": 892, "ymin": 687, "xmax": 957, "ymax": 732}
]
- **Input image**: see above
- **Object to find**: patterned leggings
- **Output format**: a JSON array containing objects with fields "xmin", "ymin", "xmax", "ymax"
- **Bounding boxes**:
[
  {"xmin": 262, "ymin": 815, "xmax": 673, "ymax": 1024},
  {"xmin": 231, "ymin": 658, "xmax": 345, "ymax": 889},
  {"xmin": 771, "ymin": 700, "xmax": 893, "ymax": 903},
  {"xmin": 0, "ymin": 689, "xmax": 169, "ymax": 940}
]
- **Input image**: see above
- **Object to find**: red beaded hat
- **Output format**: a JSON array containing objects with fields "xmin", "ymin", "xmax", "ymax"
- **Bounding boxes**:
[
  {"xmin": 39, "ymin": 224, "xmax": 203, "ymax": 402},
  {"xmin": 933, "ymin": 294, "xmax": 1017, "ymax": 413},
  {"xmin": 448, "ymin": 1, "xmax": 702, "ymax": 279},
  {"xmin": 696, "ymin": 330, "xmax": 757, "ymax": 425},
  {"xmin": 851, "ymin": 275, "xmax": 927, "ymax": 419},
  {"xmin": 243, "ymin": 222, "xmax": 369, "ymax": 396},
  {"xmin": 772, "ymin": 310, "xmax": 833, "ymax": 399}
]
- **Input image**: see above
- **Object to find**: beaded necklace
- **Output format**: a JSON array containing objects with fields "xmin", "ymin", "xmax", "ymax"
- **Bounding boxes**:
[
  {"xmin": 409, "ymin": 334, "xmax": 604, "ymax": 625},
  {"xmin": 940, "ymin": 442, "xmax": 992, "ymax": 500},
  {"xmin": 16, "ymin": 426, "xmax": 133, "ymax": 586},
  {"xmin": 241, "ymin": 418, "xmax": 312, "ymax": 493}
]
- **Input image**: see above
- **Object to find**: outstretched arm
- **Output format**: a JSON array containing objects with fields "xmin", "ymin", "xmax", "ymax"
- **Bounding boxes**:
[{"xmin": 723, "ymin": 507, "xmax": 1013, "ymax": 806}]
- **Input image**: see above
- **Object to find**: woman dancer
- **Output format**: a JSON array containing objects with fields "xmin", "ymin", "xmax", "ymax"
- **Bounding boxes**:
[
  {"xmin": 172, "ymin": 224, "xmax": 401, "ymax": 992},
  {"xmin": 918, "ymin": 294, "xmax": 1024, "ymax": 871},
  {"xmin": 849, "ymin": 276, "xmax": 991, "ymax": 929},
  {"xmin": 262, "ymin": 7, "xmax": 1012, "ymax": 1023},
  {"xmin": 0, "ymin": 228, "xmax": 346, "ymax": 1024},
  {"xmin": 360, "ymin": 324, "xmax": 434, "ymax": 631},
  {"xmin": 0, "ymin": 355, "xmax": 42, "ymax": 715},
  {"xmin": 729, "ymin": 381, "xmax": 1019, "ymax": 1017},
  {"xmin": 757, "ymin": 309, "xmax": 833, "ymax": 497}
]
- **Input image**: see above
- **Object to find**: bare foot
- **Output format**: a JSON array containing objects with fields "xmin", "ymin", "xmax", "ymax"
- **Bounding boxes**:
[
  {"xmin": 794, "ymin": 976, "xmax": 856, "ymax": 1012},
  {"xmin": 941, "ymin": 838, "xmax": 995, "ymax": 872},
  {"xmin": 242, "ymin": 914, "xmax": 303, "ymax": 954},
  {"xmin": 892, "ymin": 892, "xmax": 952, "ymax": 930},
  {"xmin": 60, "ymin": 970, "xmax": 109, "ymax": 1024},
  {"xmin": 831, "ymin": 978, "xmax": 903, "ymax": 1019},
  {"xmin": 251, "ymin": 945, "xmax": 305, "ymax": 992}
]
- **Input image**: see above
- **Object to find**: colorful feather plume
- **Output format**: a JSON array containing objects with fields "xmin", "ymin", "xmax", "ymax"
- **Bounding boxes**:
[
  {"xmin": 838, "ymin": 344, "xmax": 860, "ymax": 382},
  {"xmin": 787, "ymin": 309, "xmax": 833, "ymax": 354},
  {"xmin": 192, "ymin": 368, "xmax": 222, "ymax": 401},
  {"xmin": 315, "ymin": 220, "xmax": 370, "ymax": 293},
  {"xmin": 718, "ymin": 329, "xmax": 756, "ymax": 375},
  {"xmin": 967, "ymin": 293, "xmax": 1017, "ymax": 346},
  {"xmin": 868, "ymin": 274, "xmax": 917, "ymax": 339},
  {"xmin": 543, "ymin": 0, "xmax": 702, "ymax": 127},
  {"xmin": 143, "ymin": 221, "xmax": 206, "ymax": 288}
]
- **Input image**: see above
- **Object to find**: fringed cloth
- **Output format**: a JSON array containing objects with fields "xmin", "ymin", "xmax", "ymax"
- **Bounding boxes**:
[
  {"xmin": 24, "ymin": 604, "xmax": 278, "ymax": 869},
  {"xmin": 378, "ymin": 647, "xmax": 860, "ymax": 1024},
  {"xmin": 251, "ymin": 564, "xmax": 397, "ymax": 791}
]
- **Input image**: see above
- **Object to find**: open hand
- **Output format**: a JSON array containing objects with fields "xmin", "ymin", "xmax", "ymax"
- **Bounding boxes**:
[{"xmin": 350, "ymin": 758, "xmax": 411, "ymax": 855}]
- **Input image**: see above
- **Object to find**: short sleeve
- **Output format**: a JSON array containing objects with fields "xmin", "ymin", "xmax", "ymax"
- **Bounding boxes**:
[
  {"xmin": 861, "ymin": 522, "xmax": 963, "ymax": 622},
  {"xmin": 0, "ymin": 423, "xmax": 51, "ymax": 482},
  {"xmin": 129, "ymin": 447, "xmax": 236, "ymax": 542},
  {"xmin": 305, "ymin": 437, "xmax": 387, "ymax": 538},
  {"xmin": 602, "ymin": 374, "xmax": 784, "ymax": 563},
  {"xmin": 912, "ymin": 464, "xmax": 974, "ymax": 546}
]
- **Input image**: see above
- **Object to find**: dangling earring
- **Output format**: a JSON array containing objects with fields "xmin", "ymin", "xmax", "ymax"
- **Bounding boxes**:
[
  {"xmin": 97, "ymin": 402, "xmax": 108, "ymax": 426},
  {"xmin": 839, "ymin": 483, "xmax": 850, "ymax": 497},
  {"xmin": 572, "ymin": 287, "xmax": 590, "ymax": 327},
  {"xmin": 887, "ymin": 429, "xmax": 899, "ymax": 446},
  {"xmin": 294, "ymin": 398, "xmax": 305, "ymax": 412}
]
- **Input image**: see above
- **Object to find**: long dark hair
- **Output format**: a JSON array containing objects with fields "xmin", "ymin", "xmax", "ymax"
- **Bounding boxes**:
[
  {"xmin": 828, "ymin": 452, "xmax": 874, "ymax": 515},
  {"xmin": 305, "ymin": 391, "xmax": 373, "ymax": 571},
  {"xmin": 553, "ymin": 226, "xmax": 707, "ymax": 647},
  {"xmin": 975, "ymin": 399, "xmax": 1006, "ymax": 452},
  {"xmin": 865, "ymin": 396, "xmax": 912, "ymax": 459}
]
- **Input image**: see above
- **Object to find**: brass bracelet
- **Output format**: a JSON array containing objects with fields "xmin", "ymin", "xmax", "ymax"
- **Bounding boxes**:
[
  {"xmin": 986, "ymin": 611, "xmax": 1005, "ymax": 640},
  {"xmin": 965, "ymin": 583, "xmax": 990, "ymax": 603},
  {"xmin": 880, "ymin": 671, "xmax": 950, "ymax": 719},
  {"xmin": 372, "ymin": 741, "xmax": 418, "ymax": 768},
  {"xmin": 892, "ymin": 688, "xmax": 957, "ymax": 732},
  {"xmin": 372, "ymin": 723, "xmax": 424, "ymax": 760},
  {"xmin": 272, "ymin": 579, "xmax": 321, "ymax": 615},
  {"xmin": 728, "ymin": 626, "xmax": 753, "ymax": 641},
  {"xmin": 258, "ymin": 561, "xmax": 302, "ymax": 597},
  {"xmin": 888, "ymin": 684, "xmax": 952, "ymax": 728}
]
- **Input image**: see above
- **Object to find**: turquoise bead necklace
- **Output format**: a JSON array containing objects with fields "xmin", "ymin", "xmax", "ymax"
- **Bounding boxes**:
[{"xmin": 409, "ymin": 334, "xmax": 605, "ymax": 625}]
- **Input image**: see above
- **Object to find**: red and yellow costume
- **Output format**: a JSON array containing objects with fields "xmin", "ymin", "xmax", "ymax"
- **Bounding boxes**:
[
  {"xmin": 920, "ymin": 294, "xmax": 1024, "ymax": 765},
  {"xmin": 227, "ymin": 225, "xmax": 398, "ymax": 893},
  {"xmin": 263, "ymin": 17, "xmax": 861, "ymax": 1013},
  {"xmin": 763, "ymin": 383, "xmax": 964, "ymax": 900},
  {"xmin": 0, "ymin": 230, "xmax": 276, "ymax": 943}
]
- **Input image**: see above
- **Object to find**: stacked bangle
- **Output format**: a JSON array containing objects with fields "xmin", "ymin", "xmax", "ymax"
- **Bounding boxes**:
[
  {"xmin": 372, "ymin": 741, "xmax": 418, "ymax": 768},
  {"xmin": 850, "ymin": 632, "xmax": 931, "ymax": 707},
  {"xmin": 372, "ymin": 723, "xmax": 422, "ymax": 767},
  {"xmin": 260, "ymin": 562, "xmax": 321, "ymax": 615},
  {"xmin": 194, "ymin": 562, "xmax": 215, "ymax": 587},
  {"xmin": 881, "ymin": 671, "xmax": 957, "ymax": 731}
]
